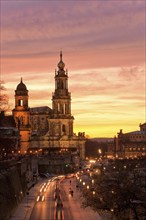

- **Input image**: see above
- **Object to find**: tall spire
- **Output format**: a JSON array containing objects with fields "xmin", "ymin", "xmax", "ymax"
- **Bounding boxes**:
[
  {"xmin": 60, "ymin": 50, "xmax": 62, "ymax": 61},
  {"xmin": 58, "ymin": 51, "xmax": 65, "ymax": 70}
]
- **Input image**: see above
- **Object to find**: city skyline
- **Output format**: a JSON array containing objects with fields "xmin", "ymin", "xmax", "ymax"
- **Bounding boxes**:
[{"xmin": 1, "ymin": 0, "xmax": 145, "ymax": 138}]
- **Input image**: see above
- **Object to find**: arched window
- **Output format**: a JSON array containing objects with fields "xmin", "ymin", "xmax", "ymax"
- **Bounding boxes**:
[
  {"xmin": 62, "ymin": 124, "xmax": 66, "ymax": 132},
  {"xmin": 63, "ymin": 104, "xmax": 65, "ymax": 114},
  {"xmin": 18, "ymin": 99, "xmax": 23, "ymax": 106},
  {"xmin": 58, "ymin": 103, "xmax": 60, "ymax": 112}
]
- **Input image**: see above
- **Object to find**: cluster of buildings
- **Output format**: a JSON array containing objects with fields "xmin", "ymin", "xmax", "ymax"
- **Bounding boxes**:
[
  {"xmin": 0, "ymin": 52, "xmax": 145, "ymax": 161},
  {"xmin": 106, "ymin": 123, "xmax": 146, "ymax": 159},
  {"xmin": 0, "ymin": 52, "xmax": 86, "ymax": 160},
  {"xmin": 115, "ymin": 122, "xmax": 146, "ymax": 158}
]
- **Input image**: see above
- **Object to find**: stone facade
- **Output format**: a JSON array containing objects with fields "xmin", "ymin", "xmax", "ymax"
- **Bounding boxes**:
[
  {"xmin": 115, "ymin": 123, "xmax": 146, "ymax": 158},
  {"xmin": 12, "ymin": 78, "xmax": 31, "ymax": 153},
  {"xmin": 13, "ymin": 52, "xmax": 86, "ymax": 159}
]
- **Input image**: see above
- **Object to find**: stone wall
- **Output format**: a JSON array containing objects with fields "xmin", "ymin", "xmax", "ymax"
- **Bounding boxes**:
[
  {"xmin": 0, "ymin": 166, "xmax": 26, "ymax": 220},
  {"xmin": 0, "ymin": 157, "xmax": 38, "ymax": 220}
]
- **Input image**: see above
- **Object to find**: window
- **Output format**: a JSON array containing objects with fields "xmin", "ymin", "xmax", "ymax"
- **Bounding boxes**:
[
  {"xmin": 63, "ymin": 104, "xmax": 65, "ymax": 114},
  {"xmin": 62, "ymin": 124, "xmax": 66, "ymax": 132},
  {"xmin": 18, "ymin": 99, "xmax": 23, "ymax": 106},
  {"xmin": 58, "ymin": 103, "xmax": 60, "ymax": 112}
]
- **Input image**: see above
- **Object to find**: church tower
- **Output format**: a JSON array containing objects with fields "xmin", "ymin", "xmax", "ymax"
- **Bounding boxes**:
[
  {"xmin": 53, "ymin": 51, "xmax": 71, "ymax": 116},
  {"xmin": 30, "ymin": 52, "xmax": 86, "ymax": 159},
  {"xmin": 13, "ymin": 78, "xmax": 31, "ymax": 154},
  {"xmin": 49, "ymin": 51, "xmax": 74, "ymax": 138}
]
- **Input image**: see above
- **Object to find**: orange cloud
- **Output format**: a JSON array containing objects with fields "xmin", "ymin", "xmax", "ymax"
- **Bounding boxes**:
[{"xmin": 1, "ymin": 1, "xmax": 145, "ymax": 137}]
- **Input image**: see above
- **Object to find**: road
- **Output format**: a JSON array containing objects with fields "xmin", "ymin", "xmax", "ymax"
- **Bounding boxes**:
[
  {"xmin": 29, "ymin": 179, "xmax": 55, "ymax": 220},
  {"xmin": 29, "ymin": 176, "xmax": 72, "ymax": 220},
  {"xmin": 10, "ymin": 175, "xmax": 101, "ymax": 220}
]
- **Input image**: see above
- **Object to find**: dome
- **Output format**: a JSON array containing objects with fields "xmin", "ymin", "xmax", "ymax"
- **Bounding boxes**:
[
  {"xmin": 58, "ymin": 60, "xmax": 65, "ymax": 70},
  {"xmin": 58, "ymin": 51, "xmax": 65, "ymax": 70},
  {"xmin": 16, "ymin": 78, "xmax": 27, "ymax": 91}
]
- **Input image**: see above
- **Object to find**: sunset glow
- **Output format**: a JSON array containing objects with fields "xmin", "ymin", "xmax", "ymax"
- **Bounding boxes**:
[{"xmin": 1, "ymin": 1, "xmax": 145, "ymax": 138}]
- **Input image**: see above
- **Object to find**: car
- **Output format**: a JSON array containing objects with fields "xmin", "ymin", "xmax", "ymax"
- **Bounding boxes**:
[{"xmin": 36, "ymin": 194, "xmax": 45, "ymax": 202}]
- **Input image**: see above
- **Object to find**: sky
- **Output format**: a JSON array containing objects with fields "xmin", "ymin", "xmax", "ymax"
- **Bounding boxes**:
[{"xmin": 0, "ymin": 0, "xmax": 145, "ymax": 138}]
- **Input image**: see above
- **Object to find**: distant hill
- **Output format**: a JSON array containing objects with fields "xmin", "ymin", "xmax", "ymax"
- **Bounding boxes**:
[{"xmin": 90, "ymin": 138, "xmax": 114, "ymax": 142}]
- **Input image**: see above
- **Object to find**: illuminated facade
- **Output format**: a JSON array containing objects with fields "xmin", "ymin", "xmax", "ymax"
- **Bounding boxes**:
[
  {"xmin": 115, "ymin": 123, "xmax": 146, "ymax": 158},
  {"xmin": 13, "ymin": 52, "xmax": 86, "ymax": 159},
  {"xmin": 12, "ymin": 78, "xmax": 31, "ymax": 153}
]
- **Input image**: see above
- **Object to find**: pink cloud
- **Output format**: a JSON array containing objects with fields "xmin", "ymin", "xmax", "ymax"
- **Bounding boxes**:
[{"xmin": 1, "ymin": 1, "xmax": 145, "ymax": 137}]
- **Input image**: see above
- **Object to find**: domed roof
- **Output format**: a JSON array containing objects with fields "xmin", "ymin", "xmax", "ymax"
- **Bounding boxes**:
[
  {"xmin": 16, "ymin": 78, "xmax": 27, "ymax": 91},
  {"xmin": 58, "ymin": 51, "xmax": 65, "ymax": 70}
]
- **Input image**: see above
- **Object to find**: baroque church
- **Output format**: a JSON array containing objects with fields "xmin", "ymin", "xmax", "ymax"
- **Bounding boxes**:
[{"xmin": 12, "ymin": 52, "xmax": 86, "ymax": 159}]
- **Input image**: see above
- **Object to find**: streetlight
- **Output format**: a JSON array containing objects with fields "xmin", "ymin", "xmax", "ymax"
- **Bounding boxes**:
[
  {"xmin": 92, "ymin": 191, "xmax": 95, "ymax": 195},
  {"xmin": 98, "ymin": 149, "xmax": 102, "ymax": 154}
]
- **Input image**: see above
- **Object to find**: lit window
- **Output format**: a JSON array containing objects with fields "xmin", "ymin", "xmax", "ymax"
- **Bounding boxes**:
[{"xmin": 18, "ymin": 99, "xmax": 23, "ymax": 106}]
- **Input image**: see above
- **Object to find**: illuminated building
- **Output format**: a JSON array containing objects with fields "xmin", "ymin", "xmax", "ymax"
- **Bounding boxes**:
[
  {"xmin": 13, "ymin": 52, "xmax": 86, "ymax": 159},
  {"xmin": 12, "ymin": 78, "xmax": 31, "ymax": 153},
  {"xmin": 115, "ymin": 123, "xmax": 146, "ymax": 158}
]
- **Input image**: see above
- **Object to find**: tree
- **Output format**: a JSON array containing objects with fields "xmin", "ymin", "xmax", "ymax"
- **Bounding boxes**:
[
  {"xmin": 81, "ymin": 159, "xmax": 146, "ymax": 220},
  {"xmin": 0, "ymin": 80, "xmax": 9, "ymax": 112}
]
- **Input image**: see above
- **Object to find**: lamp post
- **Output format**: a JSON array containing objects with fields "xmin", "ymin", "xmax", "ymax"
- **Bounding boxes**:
[
  {"xmin": 92, "ymin": 191, "xmax": 95, "ymax": 195},
  {"xmin": 87, "ymin": 185, "xmax": 90, "ymax": 189},
  {"xmin": 98, "ymin": 148, "xmax": 102, "ymax": 159}
]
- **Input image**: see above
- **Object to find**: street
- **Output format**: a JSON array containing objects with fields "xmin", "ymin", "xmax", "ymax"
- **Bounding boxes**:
[
  {"xmin": 29, "ymin": 176, "xmax": 73, "ymax": 220},
  {"xmin": 10, "ymin": 176, "xmax": 101, "ymax": 220},
  {"xmin": 29, "ymin": 180, "xmax": 56, "ymax": 220}
]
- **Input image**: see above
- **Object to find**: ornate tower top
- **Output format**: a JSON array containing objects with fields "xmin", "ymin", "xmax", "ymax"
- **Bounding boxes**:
[
  {"xmin": 16, "ymin": 78, "xmax": 28, "ymax": 95},
  {"xmin": 57, "ymin": 51, "xmax": 65, "ymax": 70},
  {"xmin": 16, "ymin": 78, "xmax": 27, "ymax": 91},
  {"xmin": 52, "ymin": 52, "xmax": 71, "ymax": 116}
]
